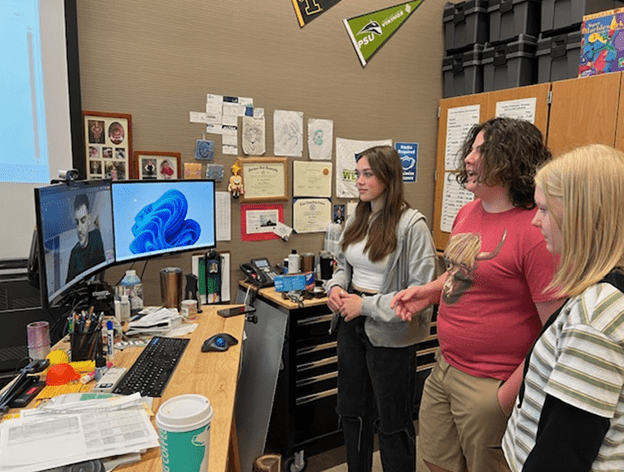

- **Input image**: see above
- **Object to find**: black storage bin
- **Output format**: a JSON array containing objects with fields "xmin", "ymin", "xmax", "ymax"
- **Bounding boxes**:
[
  {"xmin": 537, "ymin": 30, "xmax": 582, "ymax": 82},
  {"xmin": 541, "ymin": 0, "xmax": 622, "ymax": 34},
  {"xmin": 443, "ymin": 44, "xmax": 485, "ymax": 97},
  {"xmin": 483, "ymin": 34, "xmax": 537, "ymax": 91},
  {"xmin": 488, "ymin": 0, "xmax": 541, "ymax": 44},
  {"xmin": 444, "ymin": 1, "xmax": 490, "ymax": 53}
]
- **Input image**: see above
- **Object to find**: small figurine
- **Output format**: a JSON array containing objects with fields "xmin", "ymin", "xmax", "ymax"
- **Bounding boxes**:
[
  {"xmin": 228, "ymin": 162, "xmax": 245, "ymax": 199},
  {"xmin": 228, "ymin": 174, "xmax": 244, "ymax": 199}
]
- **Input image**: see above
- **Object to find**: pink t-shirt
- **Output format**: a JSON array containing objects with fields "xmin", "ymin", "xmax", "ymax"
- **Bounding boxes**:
[{"xmin": 438, "ymin": 199, "xmax": 557, "ymax": 381}]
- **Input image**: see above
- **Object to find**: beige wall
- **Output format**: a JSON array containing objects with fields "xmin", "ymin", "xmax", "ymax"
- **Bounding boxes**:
[{"xmin": 77, "ymin": 0, "xmax": 445, "ymax": 303}]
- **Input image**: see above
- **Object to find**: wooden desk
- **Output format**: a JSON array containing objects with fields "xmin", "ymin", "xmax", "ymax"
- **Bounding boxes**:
[
  {"xmin": 8, "ymin": 305, "xmax": 245, "ymax": 472},
  {"xmin": 241, "ymin": 282, "xmax": 329, "ymax": 309}
]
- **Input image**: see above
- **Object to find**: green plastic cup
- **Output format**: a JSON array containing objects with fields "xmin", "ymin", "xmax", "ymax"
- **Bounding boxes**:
[{"xmin": 156, "ymin": 394, "xmax": 214, "ymax": 472}]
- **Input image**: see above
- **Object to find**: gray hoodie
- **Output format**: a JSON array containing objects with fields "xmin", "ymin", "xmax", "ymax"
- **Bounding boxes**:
[{"xmin": 325, "ymin": 207, "xmax": 437, "ymax": 347}]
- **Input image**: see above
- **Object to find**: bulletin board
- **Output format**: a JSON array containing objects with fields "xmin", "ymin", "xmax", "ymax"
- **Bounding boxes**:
[{"xmin": 76, "ymin": 0, "xmax": 447, "ymax": 310}]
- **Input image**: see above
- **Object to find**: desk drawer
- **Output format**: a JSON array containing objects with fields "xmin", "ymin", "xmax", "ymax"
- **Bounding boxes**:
[
  {"xmin": 295, "ymin": 390, "xmax": 339, "ymax": 444},
  {"xmin": 296, "ymin": 371, "xmax": 337, "ymax": 399},
  {"xmin": 295, "ymin": 312, "xmax": 333, "ymax": 339},
  {"xmin": 297, "ymin": 355, "xmax": 337, "ymax": 377},
  {"xmin": 296, "ymin": 340, "xmax": 337, "ymax": 364}
]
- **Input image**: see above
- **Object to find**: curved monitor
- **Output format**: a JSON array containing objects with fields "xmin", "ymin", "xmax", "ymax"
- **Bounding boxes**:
[
  {"xmin": 34, "ymin": 180, "xmax": 115, "ymax": 308},
  {"xmin": 111, "ymin": 180, "xmax": 216, "ymax": 263}
]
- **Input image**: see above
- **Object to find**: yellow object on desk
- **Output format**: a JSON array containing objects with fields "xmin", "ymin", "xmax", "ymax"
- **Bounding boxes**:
[
  {"xmin": 69, "ymin": 360, "xmax": 96, "ymax": 373},
  {"xmin": 46, "ymin": 349, "xmax": 69, "ymax": 365},
  {"xmin": 37, "ymin": 381, "xmax": 91, "ymax": 401}
]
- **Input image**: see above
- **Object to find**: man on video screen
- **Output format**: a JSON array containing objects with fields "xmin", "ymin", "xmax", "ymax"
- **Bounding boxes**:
[{"xmin": 66, "ymin": 194, "xmax": 105, "ymax": 282}]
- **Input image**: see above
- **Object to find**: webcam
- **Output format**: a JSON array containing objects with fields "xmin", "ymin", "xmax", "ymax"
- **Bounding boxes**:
[{"xmin": 58, "ymin": 169, "xmax": 79, "ymax": 181}]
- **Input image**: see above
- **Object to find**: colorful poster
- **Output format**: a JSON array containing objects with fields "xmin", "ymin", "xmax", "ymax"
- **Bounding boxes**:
[
  {"xmin": 292, "ymin": 0, "xmax": 344, "ymax": 27},
  {"xmin": 343, "ymin": 1, "xmax": 425, "ymax": 66},
  {"xmin": 396, "ymin": 142, "xmax": 418, "ymax": 182}
]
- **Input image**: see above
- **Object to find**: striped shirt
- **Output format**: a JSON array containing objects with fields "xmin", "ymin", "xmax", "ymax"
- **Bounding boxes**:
[{"xmin": 503, "ymin": 277, "xmax": 624, "ymax": 471}]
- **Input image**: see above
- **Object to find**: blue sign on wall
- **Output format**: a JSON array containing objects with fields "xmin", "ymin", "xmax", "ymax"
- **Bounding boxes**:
[{"xmin": 396, "ymin": 142, "xmax": 418, "ymax": 182}]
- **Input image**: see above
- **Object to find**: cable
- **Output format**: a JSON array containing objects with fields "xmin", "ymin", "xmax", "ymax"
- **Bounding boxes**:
[
  {"xmin": 243, "ymin": 284, "xmax": 251, "ymax": 305},
  {"xmin": 139, "ymin": 259, "xmax": 149, "ymax": 282}
]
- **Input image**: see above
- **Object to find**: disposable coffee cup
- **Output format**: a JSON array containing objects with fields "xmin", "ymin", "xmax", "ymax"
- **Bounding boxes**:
[{"xmin": 156, "ymin": 394, "xmax": 214, "ymax": 472}]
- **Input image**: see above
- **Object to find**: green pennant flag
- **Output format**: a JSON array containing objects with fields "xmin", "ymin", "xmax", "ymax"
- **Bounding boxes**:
[{"xmin": 343, "ymin": 1, "xmax": 425, "ymax": 66}]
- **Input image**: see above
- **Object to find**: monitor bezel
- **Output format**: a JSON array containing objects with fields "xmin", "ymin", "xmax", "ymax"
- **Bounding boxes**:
[{"xmin": 34, "ymin": 179, "xmax": 114, "ymax": 309}]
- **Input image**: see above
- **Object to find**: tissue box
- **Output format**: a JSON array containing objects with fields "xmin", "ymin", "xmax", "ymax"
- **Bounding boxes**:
[
  {"xmin": 274, "ymin": 272, "xmax": 315, "ymax": 292},
  {"xmin": 579, "ymin": 7, "xmax": 624, "ymax": 77}
]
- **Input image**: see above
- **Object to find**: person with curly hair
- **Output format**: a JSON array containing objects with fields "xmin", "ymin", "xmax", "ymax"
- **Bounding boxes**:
[{"xmin": 392, "ymin": 117, "xmax": 564, "ymax": 472}]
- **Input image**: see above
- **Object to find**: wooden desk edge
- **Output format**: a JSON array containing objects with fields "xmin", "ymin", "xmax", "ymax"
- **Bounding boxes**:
[{"xmin": 239, "ymin": 281, "xmax": 328, "ymax": 309}]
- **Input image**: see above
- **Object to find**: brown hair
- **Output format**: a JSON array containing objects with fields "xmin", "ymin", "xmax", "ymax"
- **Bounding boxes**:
[
  {"xmin": 456, "ymin": 117, "xmax": 551, "ymax": 209},
  {"xmin": 341, "ymin": 145, "xmax": 409, "ymax": 262}
]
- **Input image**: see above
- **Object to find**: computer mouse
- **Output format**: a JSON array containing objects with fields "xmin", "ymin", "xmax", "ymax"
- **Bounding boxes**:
[{"xmin": 201, "ymin": 333, "xmax": 239, "ymax": 352}]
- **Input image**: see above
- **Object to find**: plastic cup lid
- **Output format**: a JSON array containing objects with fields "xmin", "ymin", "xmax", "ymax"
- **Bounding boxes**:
[{"xmin": 156, "ymin": 394, "xmax": 214, "ymax": 432}]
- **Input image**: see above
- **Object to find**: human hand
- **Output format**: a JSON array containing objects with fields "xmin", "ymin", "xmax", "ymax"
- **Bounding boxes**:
[
  {"xmin": 327, "ymin": 286, "xmax": 345, "ymax": 312},
  {"xmin": 391, "ymin": 286, "xmax": 431, "ymax": 321},
  {"xmin": 497, "ymin": 382, "xmax": 514, "ymax": 417},
  {"xmin": 338, "ymin": 293, "xmax": 362, "ymax": 322}
]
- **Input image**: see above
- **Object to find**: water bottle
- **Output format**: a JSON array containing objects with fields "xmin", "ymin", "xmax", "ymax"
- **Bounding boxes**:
[
  {"xmin": 120, "ymin": 295, "xmax": 131, "ymax": 323},
  {"xmin": 288, "ymin": 249, "xmax": 300, "ymax": 274},
  {"xmin": 119, "ymin": 269, "xmax": 143, "ymax": 313}
]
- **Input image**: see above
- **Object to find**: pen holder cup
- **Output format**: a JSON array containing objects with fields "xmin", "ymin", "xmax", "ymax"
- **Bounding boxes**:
[{"xmin": 70, "ymin": 328, "xmax": 101, "ymax": 361}]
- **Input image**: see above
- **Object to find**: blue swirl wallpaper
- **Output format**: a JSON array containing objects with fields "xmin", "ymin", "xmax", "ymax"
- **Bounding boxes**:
[
  {"xmin": 111, "ymin": 181, "xmax": 216, "ymax": 262},
  {"xmin": 129, "ymin": 189, "xmax": 200, "ymax": 254}
]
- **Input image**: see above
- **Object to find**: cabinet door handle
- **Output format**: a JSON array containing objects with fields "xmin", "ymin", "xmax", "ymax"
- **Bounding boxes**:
[
  {"xmin": 297, "ymin": 356, "xmax": 338, "ymax": 372},
  {"xmin": 297, "ymin": 314, "xmax": 334, "ymax": 326},
  {"xmin": 297, "ymin": 341, "xmax": 337, "ymax": 356},
  {"xmin": 296, "ymin": 371, "xmax": 338, "ymax": 388},
  {"xmin": 296, "ymin": 388, "xmax": 338, "ymax": 405}
]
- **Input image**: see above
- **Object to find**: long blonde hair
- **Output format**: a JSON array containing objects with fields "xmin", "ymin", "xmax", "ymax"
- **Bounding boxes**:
[{"xmin": 536, "ymin": 144, "xmax": 624, "ymax": 297}]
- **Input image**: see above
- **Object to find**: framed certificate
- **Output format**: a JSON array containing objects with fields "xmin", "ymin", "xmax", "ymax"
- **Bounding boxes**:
[
  {"xmin": 293, "ymin": 198, "xmax": 332, "ymax": 233},
  {"xmin": 238, "ymin": 157, "xmax": 288, "ymax": 203}
]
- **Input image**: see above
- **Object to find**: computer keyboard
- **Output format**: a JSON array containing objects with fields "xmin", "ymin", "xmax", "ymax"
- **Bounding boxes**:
[{"xmin": 113, "ymin": 336, "xmax": 189, "ymax": 397}]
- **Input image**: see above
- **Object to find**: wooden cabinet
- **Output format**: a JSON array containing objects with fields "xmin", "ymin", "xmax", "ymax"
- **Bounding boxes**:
[
  {"xmin": 434, "ymin": 73, "xmax": 624, "ymax": 252},
  {"xmin": 548, "ymin": 73, "xmax": 622, "ymax": 157}
]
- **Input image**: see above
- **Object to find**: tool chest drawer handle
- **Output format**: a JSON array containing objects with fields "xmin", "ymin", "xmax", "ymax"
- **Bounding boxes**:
[
  {"xmin": 297, "ymin": 314, "xmax": 334, "ymax": 326},
  {"xmin": 296, "ymin": 388, "xmax": 338, "ymax": 405}
]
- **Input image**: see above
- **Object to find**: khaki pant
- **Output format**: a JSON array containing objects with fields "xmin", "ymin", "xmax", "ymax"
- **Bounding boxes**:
[{"xmin": 417, "ymin": 352, "xmax": 511, "ymax": 472}]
